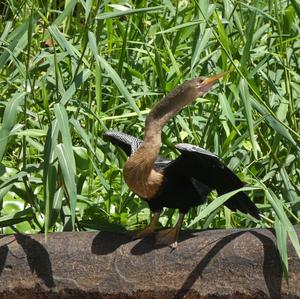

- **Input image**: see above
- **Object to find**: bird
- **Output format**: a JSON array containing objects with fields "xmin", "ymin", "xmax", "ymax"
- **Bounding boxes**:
[{"xmin": 104, "ymin": 72, "xmax": 260, "ymax": 248}]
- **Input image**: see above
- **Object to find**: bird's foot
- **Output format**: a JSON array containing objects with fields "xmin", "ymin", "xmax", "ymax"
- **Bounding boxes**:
[
  {"xmin": 131, "ymin": 226, "xmax": 156, "ymax": 240},
  {"xmin": 155, "ymin": 228, "xmax": 180, "ymax": 248},
  {"xmin": 131, "ymin": 211, "xmax": 161, "ymax": 240}
]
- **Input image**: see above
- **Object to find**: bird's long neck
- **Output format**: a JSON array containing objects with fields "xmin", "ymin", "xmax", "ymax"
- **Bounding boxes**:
[
  {"xmin": 124, "ymin": 83, "xmax": 197, "ymax": 199},
  {"xmin": 145, "ymin": 83, "xmax": 192, "ymax": 133}
]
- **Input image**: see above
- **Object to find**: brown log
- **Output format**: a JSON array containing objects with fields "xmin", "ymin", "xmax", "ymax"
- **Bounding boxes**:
[{"xmin": 0, "ymin": 228, "xmax": 299, "ymax": 298}]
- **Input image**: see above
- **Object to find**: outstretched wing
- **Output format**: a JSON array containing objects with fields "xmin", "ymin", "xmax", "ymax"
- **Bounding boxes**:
[
  {"xmin": 104, "ymin": 131, "xmax": 143, "ymax": 156},
  {"xmin": 104, "ymin": 131, "xmax": 172, "ymax": 171},
  {"xmin": 169, "ymin": 143, "xmax": 260, "ymax": 219}
]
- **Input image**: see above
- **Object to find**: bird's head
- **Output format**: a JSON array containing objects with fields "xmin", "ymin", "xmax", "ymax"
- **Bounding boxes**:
[
  {"xmin": 146, "ymin": 70, "xmax": 232, "ymax": 127},
  {"xmin": 182, "ymin": 71, "xmax": 231, "ymax": 101}
]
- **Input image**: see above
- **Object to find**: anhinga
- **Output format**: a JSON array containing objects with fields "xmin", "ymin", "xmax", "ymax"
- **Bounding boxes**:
[{"xmin": 104, "ymin": 73, "xmax": 260, "ymax": 248}]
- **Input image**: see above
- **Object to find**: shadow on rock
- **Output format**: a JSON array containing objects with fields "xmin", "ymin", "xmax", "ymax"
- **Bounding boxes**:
[
  {"xmin": 0, "ymin": 245, "xmax": 8, "ymax": 276},
  {"xmin": 131, "ymin": 230, "xmax": 197, "ymax": 255},
  {"xmin": 91, "ymin": 231, "xmax": 132, "ymax": 255},
  {"xmin": 251, "ymin": 230, "xmax": 282, "ymax": 298},
  {"xmin": 15, "ymin": 234, "xmax": 55, "ymax": 288},
  {"xmin": 174, "ymin": 231, "xmax": 247, "ymax": 299}
]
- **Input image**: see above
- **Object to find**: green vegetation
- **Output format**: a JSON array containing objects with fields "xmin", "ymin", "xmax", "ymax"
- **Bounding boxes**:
[{"xmin": 0, "ymin": 0, "xmax": 300, "ymax": 276}]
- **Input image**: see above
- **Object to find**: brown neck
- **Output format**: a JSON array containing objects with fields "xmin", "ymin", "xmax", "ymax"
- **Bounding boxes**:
[
  {"xmin": 145, "ymin": 83, "xmax": 193, "ymax": 135},
  {"xmin": 124, "ymin": 81, "xmax": 199, "ymax": 198}
]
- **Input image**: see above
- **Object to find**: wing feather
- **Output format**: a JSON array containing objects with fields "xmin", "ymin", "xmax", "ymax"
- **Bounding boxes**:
[{"xmin": 171, "ymin": 143, "xmax": 260, "ymax": 219}]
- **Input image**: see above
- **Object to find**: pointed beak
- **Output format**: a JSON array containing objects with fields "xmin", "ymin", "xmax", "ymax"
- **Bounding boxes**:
[
  {"xmin": 199, "ymin": 70, "xmax": 231, "ymax": 92},
  {"xmin": 203, "ymin": 70, "xmax": 231, "ymax": 85}
]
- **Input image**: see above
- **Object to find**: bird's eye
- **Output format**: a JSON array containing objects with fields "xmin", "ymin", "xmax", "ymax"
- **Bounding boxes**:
[{"xmin": 198, "ymin": 77, "xmax": 206, "ymax": 84}]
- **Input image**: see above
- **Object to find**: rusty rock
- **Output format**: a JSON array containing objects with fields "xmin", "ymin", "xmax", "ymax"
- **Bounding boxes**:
[{"xmin": 0, "ymin": 228, "xmax": 299, "ymax": 298}]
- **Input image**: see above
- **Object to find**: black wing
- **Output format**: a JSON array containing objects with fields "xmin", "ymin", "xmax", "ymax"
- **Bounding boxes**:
[
  {"xmin": 103, "ymin": 130, "xmax": 172, "ymax": 171},
  {"xmin": 170, "ymin": 143, "xmax": 260, "ymax": 219},
  {"xmin": 103, "ymin": 131, "xmax": 143, "ymax": 156}
]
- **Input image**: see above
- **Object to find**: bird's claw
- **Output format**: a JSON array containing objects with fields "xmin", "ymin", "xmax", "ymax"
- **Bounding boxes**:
[
  {"xmin": 155, "ymin": 228, "xmax": 179, "ymax": 248},
  {"xmin": 130, "ymin": 227, "xmax": 156, "ymax": 240},
  {"xmin": 170, "ymin": 241, "xmax": 178, "ymax": 249}
]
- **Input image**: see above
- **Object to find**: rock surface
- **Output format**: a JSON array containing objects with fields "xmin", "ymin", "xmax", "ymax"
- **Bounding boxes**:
[{"xmin": 0, "ymin": 228, "xmax": 299, "ymax": 298}]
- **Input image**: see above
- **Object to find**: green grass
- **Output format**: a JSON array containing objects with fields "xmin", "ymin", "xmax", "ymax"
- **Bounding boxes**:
[{"xmin": 0, "ymin": 0, "xmax": 300, "ymax": 276}]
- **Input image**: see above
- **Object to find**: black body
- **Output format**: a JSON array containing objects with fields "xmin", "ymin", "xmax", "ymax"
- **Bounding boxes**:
[{"xmin": 104, "ymin": 131, "xmax": 260, "ymax": 219}]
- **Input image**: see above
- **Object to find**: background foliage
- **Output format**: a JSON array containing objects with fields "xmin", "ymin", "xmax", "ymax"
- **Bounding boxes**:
[{"xmin": 0, "ymin": 0, "xmax": 300, "ymax": 275}]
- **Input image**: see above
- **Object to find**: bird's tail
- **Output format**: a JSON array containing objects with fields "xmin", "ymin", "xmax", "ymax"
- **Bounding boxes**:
[{"xmin": 224, "ymin": 191, "xmax": 260, "ymax": 220}]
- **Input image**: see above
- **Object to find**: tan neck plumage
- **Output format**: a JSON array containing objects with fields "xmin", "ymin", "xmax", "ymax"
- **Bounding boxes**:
[
  {"xmin": 123, "ymin": 120, "xmax": 163, "ymax": 199},
  {"xmin": 123, "ymin": 81, "xmax": 199, "ymax": 199}
]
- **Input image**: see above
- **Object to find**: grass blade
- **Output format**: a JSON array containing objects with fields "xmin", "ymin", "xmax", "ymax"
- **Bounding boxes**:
[
  {"xmin": 56, "ymin": 144, "xmax": 77, "ymax": 229},
  {"xmin": 54, "ymin": 103, "xmax": 76, "ymax": 173},
  {"xmin": 188, "ymin": 186, "xmax": 259, "ymax": 227},
  {"xmin": 218, "ymin": 93, "xmax": 236, "ymax": 129},
  {"xmin": 265, "ymin": 189, "xmax": 300, "ymax": 258},
  {"xmin": 0, "ymin": 208, "xmax": 34, "ymax": 228},
  {"xmin": 239, "ymin": 79, "xmax": 258, "ymax": 158},
  {"xmin": 60, "ymin": 69, "xmax": 91, "ymax": 105},
  {"xmin": 88, "ymin": 32, "xmax": 141, "ymax": 116},
  {"xmin": 274, "ymin": 215, "xmax": 288, "ymax": 280},
  {"xmin": 97, "ymin": 6, "xmax": 165, "ymax": 20},
  {"xmin": 240, "ymin": 10, "xmax": 256, "ymax": 72},
  {"xmin": 191, "ymin": 28, "xmax": 212, "ymax": 70}
]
